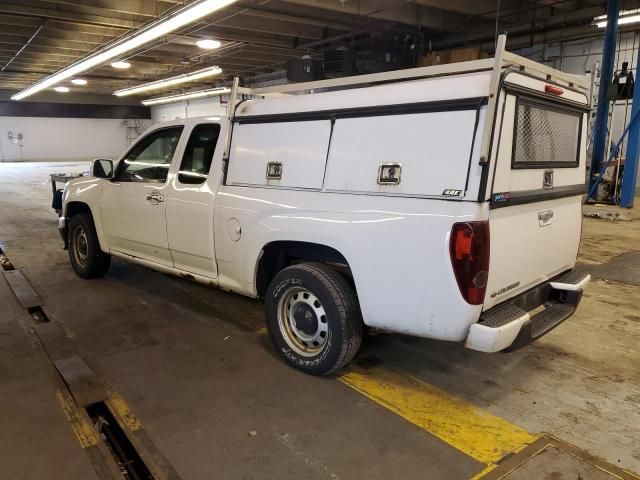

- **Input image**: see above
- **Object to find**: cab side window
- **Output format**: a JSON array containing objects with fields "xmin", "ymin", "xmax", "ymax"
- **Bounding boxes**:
[
  {"xmin": 118, "ymin": 126, "xmax": 184, "ymax": 183},
  {"xmin": 178, "ymin": 124, "xmax": 221, "ymax": 185}
]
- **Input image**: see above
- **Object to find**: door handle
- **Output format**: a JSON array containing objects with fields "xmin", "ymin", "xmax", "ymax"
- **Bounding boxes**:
[{"xmin": 145, "ymin": 192, "xmax": 164, "ymax": 205}]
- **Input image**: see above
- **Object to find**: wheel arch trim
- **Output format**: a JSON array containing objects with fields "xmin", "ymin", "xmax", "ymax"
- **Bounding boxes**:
[
  {"xmin": 254, "ymin": 240, "xmax": 352, "ymax": 299},
  {"xmin": 64, "ymin": 201, "xmax": 108, "ymax": 253}
]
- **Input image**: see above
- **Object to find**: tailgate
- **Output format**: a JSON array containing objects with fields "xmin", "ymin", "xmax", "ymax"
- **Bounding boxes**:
[{"xmin": 483, "ymin": 71, "xmax": 589, "ymax": 310}]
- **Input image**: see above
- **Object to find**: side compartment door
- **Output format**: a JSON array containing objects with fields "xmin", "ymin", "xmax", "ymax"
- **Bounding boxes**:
[
  {"xmin": 226, "ymin": 120, "xmax": 331, "ymax": 189},
  {"xmin": 166, "ymin": 122, "xmax": 222, "ymax": 278},
  {"xmin": 100, "ymin": 126, "xmax": 184, "ymax": 267}
]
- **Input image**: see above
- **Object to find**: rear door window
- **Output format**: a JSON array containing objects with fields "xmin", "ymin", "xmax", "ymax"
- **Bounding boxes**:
[
  {"xmin": 512, "ymin": 98, "xmax": 582, "ymax": 169},
  {"xmin": 178, "ymin": 124, "xmax": 221, "ymax": 185}
]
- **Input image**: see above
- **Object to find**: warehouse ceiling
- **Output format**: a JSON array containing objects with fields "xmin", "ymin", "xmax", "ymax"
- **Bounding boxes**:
[{"xmin": 0, "ymin": 0, "xmax": 616, "ymax": 99}]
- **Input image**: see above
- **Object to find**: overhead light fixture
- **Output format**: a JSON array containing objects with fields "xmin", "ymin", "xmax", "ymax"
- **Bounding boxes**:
[
  {"xmin": 141, "ymin": 87, "xmax": 231, "ymax": 106},
  {"xmin": 197, "ymin": 39, "xmax": 221, "ymax": 50},
  {"xmin": 111, "ymin": 61, "xmax": 131, "ymax": 69},
  {"xmin": 54, "ymin": 86, "xmax": 70, "ymax": 93},
  {"xmin": 10, "ymin": 0, "xmax": 238, "ymax": 101},
  {"xmin": 113, "ymin": 66, "xmax": 222, "ymax": 97},
  {"xmin": 71, "ymin": 78, "xmax": 87, "ymax": 85},
  {"xmin": 595, "ymin": 9, "xmax": 640, "ymax": 28}
]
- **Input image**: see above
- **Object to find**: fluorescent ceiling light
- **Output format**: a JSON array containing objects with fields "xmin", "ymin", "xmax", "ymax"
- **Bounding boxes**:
[
  {"xmin": 114, "ymin": 66, "xmax": 222, "ymax": 97},
  {"xmin": 595, "ymin": 9, "xmax": 640, "ymax": 28},
  {"xmin": 11, "ymin": 0, "xmax": 237, "ymax": 101},
  {"xmin": 111, "ymin": 61, "xmax": 131, "ymax": 69},
  {"xmin": 54, "ymin": 86, "xmax": 70, "ymax": 93},
  {"xmin": 197, "ymin": 39, "xmax": 221, "ymax": 49},
  {"xmin": 71, "ymin": 78, "xmax": 87, "ymax": 85},
  {"xmin": 141, "ymin": 87, "xmax": 231, "ymax": 105}
]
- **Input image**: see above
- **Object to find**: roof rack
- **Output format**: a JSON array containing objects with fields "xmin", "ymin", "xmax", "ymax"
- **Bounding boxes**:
[
  {"xmin": 251, "ymin": 58, "xmax": 495, "ymax": 95},
  {"xmin": 246, "ymin": 35, "xmax": 587, "ymax": 97}
]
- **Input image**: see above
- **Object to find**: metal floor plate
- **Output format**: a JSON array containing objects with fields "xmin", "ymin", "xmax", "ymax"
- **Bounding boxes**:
[
  {"xmin": 482, "ymin": 436, "xmax": 640, "ymax": 480},
  {"xmin": 54, "ymin": 355, "xmax": 106, "ymax": 408},
  {"xmin": 2, "ymin": 269, "xmax": 43, "ymax": 309}
]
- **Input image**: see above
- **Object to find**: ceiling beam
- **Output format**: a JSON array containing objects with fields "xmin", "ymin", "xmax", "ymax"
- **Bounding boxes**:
[
  {"xmin": 414, "ymin": 0, "xmax": 520, "ymax": 16},
  {"xmin": 33, "ymin": 0, "xmax": 177, "ymax": 18},
  {"xmin": 238, "ymin": 7, "xmax": 351, "ymax": 30},
  {"xmin": 0, "ymin": 27, "xmax": 115, "ymax": 47},
  {"xmin": 277, "ymin": 0, "xmax": 469, "ymax": 32},
  {"xmin": 0, "ymin": 2, "xmax": 138, "ymax": 29},
  {"xmin": 199, "ymin": 11, "xmax": 327, "ymax": 40},
  {"xmin": 432, "ymin": 5, "xmax": 604, "ymax": 49}
]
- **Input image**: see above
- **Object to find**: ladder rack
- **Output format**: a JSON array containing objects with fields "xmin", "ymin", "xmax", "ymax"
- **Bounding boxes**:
[{"xmin": 243, "ymin": 35, "xmax": 588, "ymax": 98}]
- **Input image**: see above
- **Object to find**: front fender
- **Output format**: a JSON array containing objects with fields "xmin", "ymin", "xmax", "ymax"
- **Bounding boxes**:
[{"xmin": 62, "ymin": 177, "xmax": 108, "ymax": 251}]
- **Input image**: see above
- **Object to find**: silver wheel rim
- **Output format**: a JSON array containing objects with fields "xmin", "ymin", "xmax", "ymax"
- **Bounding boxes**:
[
  {"xmin": 73, "ymin": 226, "xmax": 89, "ymax": 268},
  {"xmin": 277, "ymin": 287, "xmax": 328, "ymax": 357}
]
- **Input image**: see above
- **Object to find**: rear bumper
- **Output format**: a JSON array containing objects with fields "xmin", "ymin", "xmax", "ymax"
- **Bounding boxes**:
[{"xmin": 465, "ymin": 270, "xmax": 590, "ymax": 353}]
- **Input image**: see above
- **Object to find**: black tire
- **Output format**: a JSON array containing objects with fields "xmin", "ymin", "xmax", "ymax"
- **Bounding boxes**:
[
  {"xmin": 68, "ymin": 212, "xmax": 111, "ymax": 279},
  {"xmin": 265, "ymin": 262, "xmax": 363, "ymax": 375}
]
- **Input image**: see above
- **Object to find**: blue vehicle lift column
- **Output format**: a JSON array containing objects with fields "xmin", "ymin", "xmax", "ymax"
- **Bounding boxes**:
[
  {"xmin": 621, "ymin": 56, "xmax": 640, "ymax": 207},
  {"xmin": 590, "ymin": 0, "xmax": 619, "ymax": 199}
]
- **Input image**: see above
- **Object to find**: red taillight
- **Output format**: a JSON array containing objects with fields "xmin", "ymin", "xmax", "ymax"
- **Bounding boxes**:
[
  {"xmin": 544, "ymin": 84, "xmax": 564, "ymax": 95},
  {"xmin": 449, "ymin": 221, "xmax": 490, "ymax": 305}
]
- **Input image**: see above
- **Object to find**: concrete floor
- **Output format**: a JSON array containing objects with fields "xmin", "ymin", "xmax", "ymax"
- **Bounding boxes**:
[{"xmin": 0, "ymin": 161, "xmax": 639, "ymax": 480}]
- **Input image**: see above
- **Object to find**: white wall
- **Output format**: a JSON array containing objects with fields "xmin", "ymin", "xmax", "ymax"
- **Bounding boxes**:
[
  {"xmin": 515, "ymin": 32, "xmax": 638, "ymax": 77},
  {"xmin": 515, "ymin": 32, "xmax": 640, "ymax": 139},
  {"xmin": 151, "ymin": 95, "xmax": 228, "ymax": 122},
  {"xmin": 515, "ymin": 32, "xmax": 640, "ymax": 188},
  {"xmin": 0, "ymin": 117, "xmax": 141, "ymax": 162}
]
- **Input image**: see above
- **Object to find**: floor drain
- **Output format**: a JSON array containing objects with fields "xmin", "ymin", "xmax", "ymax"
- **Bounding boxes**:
[
  {"xmin": 0, "ymin": 247, "xmax": 15, "ymax": 271},
  {"xmin": 28, "ymin": 306, "xmax": 50, "ymax": 324},
  {"xmin": 85, "ymin": 402, "xmax": 155, "ymax": 480}
]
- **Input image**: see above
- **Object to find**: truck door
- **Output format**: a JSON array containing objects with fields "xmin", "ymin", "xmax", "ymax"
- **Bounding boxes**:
[
  {"xmin": 100, "ymin": 126, "xmax": 184, "ymax": 267},
  {"xmin": 484, "ymin": 72, "xmax": 589, "ymax": 310},
  {"xmin": 165, "ymin": 122, "xmax": 222, "ymax": 278}
]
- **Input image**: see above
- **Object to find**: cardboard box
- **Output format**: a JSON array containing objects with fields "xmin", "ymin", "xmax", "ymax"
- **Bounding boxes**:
[
  {"xmin": 417, "ymin": 48, "xmax": 488, "ymax": 67},
  {"xmin": 450, "ymin": 47, "xmax": 482, "ymax": 63},
  {"xmin": 417, "ymin": 51, "xmax": 450, "ymax": 67}
]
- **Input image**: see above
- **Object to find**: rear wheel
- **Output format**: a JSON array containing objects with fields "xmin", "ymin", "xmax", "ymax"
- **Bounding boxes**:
[
  {"xmin": 265, "ymin": 262, "xmax": 362, "ymax": 375},
  {"xmin": 68, "ymin": 212, "xmax": 110, "ymax": 279}
]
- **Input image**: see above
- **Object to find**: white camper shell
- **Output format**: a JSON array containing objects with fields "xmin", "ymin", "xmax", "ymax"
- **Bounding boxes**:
[{"xmin": 59, "ymin": 36, "xmax": 591, "ymax": 375}]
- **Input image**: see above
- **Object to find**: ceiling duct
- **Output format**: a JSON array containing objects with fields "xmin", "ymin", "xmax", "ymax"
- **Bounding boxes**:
[{"xmin": 286, "ymin": 55, "xmax": 323, "ymax": 82}]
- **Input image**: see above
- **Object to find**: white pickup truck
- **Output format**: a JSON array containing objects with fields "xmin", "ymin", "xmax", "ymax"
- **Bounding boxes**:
[{"xmin": 58, "ymin": 38, "xmax": 591, "ymax": 375}]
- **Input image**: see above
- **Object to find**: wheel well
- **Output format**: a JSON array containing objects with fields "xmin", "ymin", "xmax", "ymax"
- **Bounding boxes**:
[
  {"xmin": 256, "ymin": 241, "xmax": 352, "ymax": 298},
  {"xmin": 66, "ymin": 201, "xmax": 91, "ymax": 219}
]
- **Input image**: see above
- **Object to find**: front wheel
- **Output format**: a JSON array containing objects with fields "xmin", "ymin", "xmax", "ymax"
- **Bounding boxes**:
[
  {"xmin": 68, "ymin": 212, "xmax": 111, "ymax": 279},
  {"xmin": 265, "ymin": 262, "xmax": 363, "ymax": 375}
]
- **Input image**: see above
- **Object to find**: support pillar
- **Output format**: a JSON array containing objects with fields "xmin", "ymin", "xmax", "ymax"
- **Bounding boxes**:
[
  {"xmin": 621, "ymin": 45, "xmax": 640, "ymax": 207},
  {"xmin": 590, "ymin": 0, "xmax": 620, "ymax": 197}
]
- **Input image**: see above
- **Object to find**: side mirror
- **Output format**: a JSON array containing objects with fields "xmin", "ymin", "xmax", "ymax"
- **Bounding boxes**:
[{"xmin": 91, "ymin": 158, "xmax": 114, "ymax": 179}]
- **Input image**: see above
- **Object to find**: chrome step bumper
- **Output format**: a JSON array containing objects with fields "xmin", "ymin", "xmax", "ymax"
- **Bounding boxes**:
[{"xmin": 465, "ymin": 270, "xmax": 591, "ymax": 353}]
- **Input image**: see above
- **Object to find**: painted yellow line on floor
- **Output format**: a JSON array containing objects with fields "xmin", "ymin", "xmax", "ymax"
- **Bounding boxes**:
[
  {"xmin": 107, "ymin": 390, "xmax": 142, "ymax": 432},
  {"xmin": 55, "ymin": 390, "xmax": 98, "ymax": 448},
  {"xmin": 339, "ymin": 366, "xmax": 537, "ymax": 465},
  {"xmin": 467, "ymin": 440, "xmax": 532, "ymax": 479},
  {"xmin": 469, "ymin": 464, "xmax": 499, "ymax": 480}
]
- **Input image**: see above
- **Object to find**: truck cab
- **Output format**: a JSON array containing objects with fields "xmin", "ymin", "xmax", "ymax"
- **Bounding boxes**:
[{"xmin": 62, "ymin": 117, "xmax": 227, "ymax": 281}]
